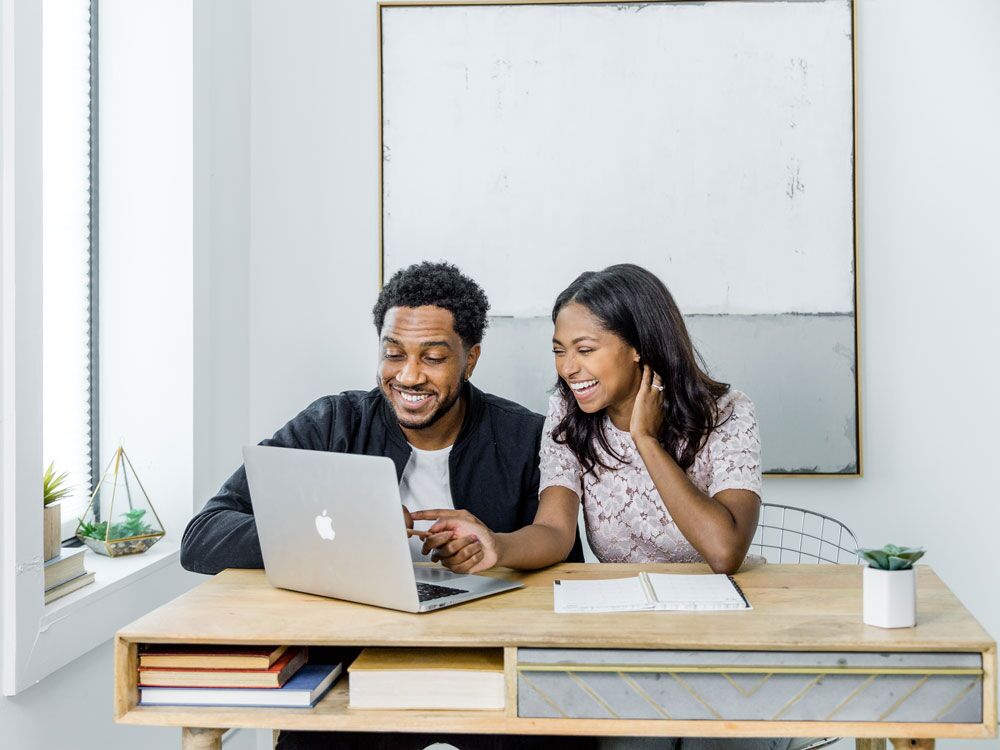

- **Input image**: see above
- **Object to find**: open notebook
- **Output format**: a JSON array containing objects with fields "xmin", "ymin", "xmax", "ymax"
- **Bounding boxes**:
[{"xmin": 553, "ymin": 572, "xmax": 751, "ymax": 613}]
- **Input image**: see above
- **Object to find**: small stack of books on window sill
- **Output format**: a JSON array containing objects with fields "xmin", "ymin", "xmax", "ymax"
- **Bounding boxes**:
[
  {"xmin": 44, "ymin": 547, "xmax": 95, "ymax": 604},
  {"xmin": 137, "ymin": 644, "xmax": 341, "ymax": 708}
]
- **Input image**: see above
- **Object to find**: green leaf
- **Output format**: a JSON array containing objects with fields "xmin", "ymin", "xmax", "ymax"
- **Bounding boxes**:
[
  {"xmin": 887, "ymin": 555, "xmax": 912, "ymax": 570},
  {"xmin": 42, "ymin": 461, "xmax": 74, "ymax": 506},
  {"xmin": 858, "ymin": 545, "xmax": 925, "ymax": 570}
]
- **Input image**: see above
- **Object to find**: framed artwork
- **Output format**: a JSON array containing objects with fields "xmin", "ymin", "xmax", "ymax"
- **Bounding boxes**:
[{"xmin": 380, "ymin": 0, "xmax": 860, "ymax": 474}]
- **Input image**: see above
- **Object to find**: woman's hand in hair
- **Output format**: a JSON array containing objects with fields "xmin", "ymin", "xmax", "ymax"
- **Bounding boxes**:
[{"xmin": 629, "ymin": 365, "xmax": 666, "ymax": 442}]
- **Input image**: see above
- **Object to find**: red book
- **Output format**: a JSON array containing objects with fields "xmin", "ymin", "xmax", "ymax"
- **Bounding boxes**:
[{"xmin": 138, "ymin": 646, "xmax": 308, "ymax": 689}]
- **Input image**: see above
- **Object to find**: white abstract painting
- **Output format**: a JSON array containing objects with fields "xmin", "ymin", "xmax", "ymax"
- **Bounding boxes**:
[{"xmin": 381, "ymin": 0, "xmax": 859, "ymax": 473}]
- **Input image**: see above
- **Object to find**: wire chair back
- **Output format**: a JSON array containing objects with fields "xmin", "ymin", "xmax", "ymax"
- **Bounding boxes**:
[{"xmin": 750, "ymin": 503, "xmax": 861, "ymax": 564}]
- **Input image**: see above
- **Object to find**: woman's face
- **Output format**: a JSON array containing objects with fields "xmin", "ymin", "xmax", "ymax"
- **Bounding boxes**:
[{"xmin": 552, "ymin": 302, "xmax": 642, "ymax": 414}]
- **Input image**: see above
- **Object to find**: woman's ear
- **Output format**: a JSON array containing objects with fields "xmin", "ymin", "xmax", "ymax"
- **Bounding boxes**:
[{"xmin": 632, "ymin": 349, "xmax": 641, "ymax": 364}]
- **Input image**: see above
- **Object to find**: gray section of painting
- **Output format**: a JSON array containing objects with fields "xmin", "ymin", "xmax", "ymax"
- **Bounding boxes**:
[{"xmin": 472, "ymin": 313, "xmax": 858, "ymax": 474}]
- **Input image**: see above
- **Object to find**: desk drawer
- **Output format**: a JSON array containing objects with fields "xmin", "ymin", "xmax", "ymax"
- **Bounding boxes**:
[{"xmin": 517, "ymin": 650, "xmax": 983, "ymax": 722}]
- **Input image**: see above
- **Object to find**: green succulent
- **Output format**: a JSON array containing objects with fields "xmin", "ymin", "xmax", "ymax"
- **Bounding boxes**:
[
  {"xmin": 77, "ymin": 508, "xmax": 155, "ymax": 541},
  {"xmin": 857, "ymin": 544, "xmax": 925, "ymax": 571},
  {"xmin": 43, "ymin": 462, "xmax": 73, "ymax": 507}
]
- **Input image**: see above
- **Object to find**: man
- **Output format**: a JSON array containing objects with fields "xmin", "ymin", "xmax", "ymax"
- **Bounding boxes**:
[{"xmin": 181, "ymin": 261, "xmax": 585, "ymax": 750}]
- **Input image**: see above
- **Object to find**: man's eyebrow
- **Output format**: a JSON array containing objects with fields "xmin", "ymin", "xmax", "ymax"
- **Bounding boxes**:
[{"xmin": 381, "ymin": 336, "xmax": 452, "ymax": 350}]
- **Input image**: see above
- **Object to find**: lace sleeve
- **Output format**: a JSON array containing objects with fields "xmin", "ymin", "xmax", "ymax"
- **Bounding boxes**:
[
  {"xmin": 706, "ymin": 391, "xmax": 762, "ymax": 498},
  {"xmin": 539, "ymin": 394, "xmax": 583, "ymax": 498}
]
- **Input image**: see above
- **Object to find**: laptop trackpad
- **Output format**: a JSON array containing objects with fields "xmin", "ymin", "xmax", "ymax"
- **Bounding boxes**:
[{"xmin": 413, "ymin": 565, "xmax": 468, "ymax": 584}]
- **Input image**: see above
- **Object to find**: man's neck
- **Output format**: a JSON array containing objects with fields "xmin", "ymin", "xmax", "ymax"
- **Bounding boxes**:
[{"xmin": 400, "ymin": 391, "xmax": 467, "ymax": 451}]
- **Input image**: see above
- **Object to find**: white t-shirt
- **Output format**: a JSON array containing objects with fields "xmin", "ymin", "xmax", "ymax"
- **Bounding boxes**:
[{"xmin": 399, "ymin": 444, "xmax": 454, "ymax": 561}]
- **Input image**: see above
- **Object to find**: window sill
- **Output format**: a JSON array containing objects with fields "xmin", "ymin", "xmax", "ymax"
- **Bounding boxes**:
[
  {"xmin": 17, "ymin": 540, "xmax": 198, "ymax": 693},
  {"xmin": 42, "ymin": 540, "xmax": 183, "ymax": 621}
]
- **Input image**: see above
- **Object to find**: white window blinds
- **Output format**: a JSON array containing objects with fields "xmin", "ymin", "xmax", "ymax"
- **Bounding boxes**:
[{"xmin": 42, "ymin": 0, "xmax": 96, "ymax": 536}]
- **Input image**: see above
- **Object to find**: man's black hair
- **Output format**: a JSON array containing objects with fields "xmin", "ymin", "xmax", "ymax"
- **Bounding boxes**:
[{"xmin": 372, "ymin": 261, "xmax": 490, "ymax": 348}]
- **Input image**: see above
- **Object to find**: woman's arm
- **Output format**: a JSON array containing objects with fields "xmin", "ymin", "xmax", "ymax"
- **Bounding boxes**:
[
  {"xmin": 411, "ymin": 486, "xmax": 580, "ymax": 573},
  {"xmin": 631, "ymin": 366, "xmax": 760, "ymax": 574},
  {"xmin": 632, "ymin": 435, "xmax": 759, "ymax": 574}
]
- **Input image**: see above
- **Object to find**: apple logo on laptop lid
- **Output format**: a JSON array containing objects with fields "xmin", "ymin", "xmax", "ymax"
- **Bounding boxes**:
[{"xmin": 315, "ymin": 509, "xmax": 336, "ymax": 541}]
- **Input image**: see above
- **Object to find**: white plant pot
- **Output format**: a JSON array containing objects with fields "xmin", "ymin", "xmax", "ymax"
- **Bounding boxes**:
[{"xmin": 863, "ymin": 566, "xmax": 916, "ymax": 628}]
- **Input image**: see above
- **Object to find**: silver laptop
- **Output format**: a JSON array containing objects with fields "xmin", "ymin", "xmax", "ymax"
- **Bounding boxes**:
[{"xmin": 242, "ymin": 445, "xmax": 522, "ymax": 613}]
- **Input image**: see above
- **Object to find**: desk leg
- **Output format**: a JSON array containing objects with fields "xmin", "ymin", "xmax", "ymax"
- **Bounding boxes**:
[
  {"xmin": 856, "ymin": 741, "xmax": 886, "ymax": 750},
  {"xmin": 181, "ymin": 727, "xmax": 225, "ymax": 750},
  {"xmin": 890, "ymin": 741, "xmax": 934, "ymax": 750}
]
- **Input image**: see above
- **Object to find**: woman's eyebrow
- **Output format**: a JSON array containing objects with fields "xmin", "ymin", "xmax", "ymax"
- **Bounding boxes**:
[{"xmin": 551, "ymin": 336, "xmax": 599, "ymax": 345}]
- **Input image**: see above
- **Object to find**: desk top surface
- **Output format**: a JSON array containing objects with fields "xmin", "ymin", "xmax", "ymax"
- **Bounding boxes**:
[{"xmin": 118, "ymin": 563, "xmax": 993, "ymax": 652}]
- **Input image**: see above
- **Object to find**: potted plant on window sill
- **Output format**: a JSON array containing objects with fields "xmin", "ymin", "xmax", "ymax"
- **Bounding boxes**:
[
  {"xmin": 858, "ymin": 544, "xmax": 925, "ymax": 628},
  {"xmin": 43, "ymin": 462, "xmax": 73, "ymax": 562}
]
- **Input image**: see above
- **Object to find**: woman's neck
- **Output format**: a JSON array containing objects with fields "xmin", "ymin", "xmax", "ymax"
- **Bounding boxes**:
[{"xmin": 606, "ymin": 393, "xmax": 636, "ymax": 432}]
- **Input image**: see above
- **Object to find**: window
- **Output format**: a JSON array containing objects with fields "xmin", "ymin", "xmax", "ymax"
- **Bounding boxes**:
[{"xmin": 42, "ymin": 0, "xmax": 98, "ymax": 539}]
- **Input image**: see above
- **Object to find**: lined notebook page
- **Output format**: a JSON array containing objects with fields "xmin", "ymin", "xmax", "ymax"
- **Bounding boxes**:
[
  {"xmin": 553, "ymin": 576, "xmax": 652, "ymax": 613},
  {"xmin": 553, "ymin": 574, "xmax": 751, "ymax": 613},
  {"xmin": 645, "ymin": 573, "xmax": 751, "ymax": 611}
]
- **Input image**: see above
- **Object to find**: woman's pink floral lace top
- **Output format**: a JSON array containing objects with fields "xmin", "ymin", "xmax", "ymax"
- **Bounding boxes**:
[{"xmin": 539, "ymin": 389, "xmax": 762, "ymax": 564}]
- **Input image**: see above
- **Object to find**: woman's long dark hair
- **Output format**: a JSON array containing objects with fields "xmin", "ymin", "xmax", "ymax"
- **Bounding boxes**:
[{"xmin": 552, "ymin": 263, "xmax": 730, "ymax": 474}]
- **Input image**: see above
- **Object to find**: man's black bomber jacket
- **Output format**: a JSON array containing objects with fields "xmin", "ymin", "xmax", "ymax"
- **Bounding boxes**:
[{"xmin": 180, "ymin": 382, "xmax": 584, "ymax": 575}]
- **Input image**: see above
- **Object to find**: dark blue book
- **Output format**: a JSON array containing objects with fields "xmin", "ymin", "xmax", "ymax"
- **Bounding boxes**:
[{"xmin": 139, "ymin": 663, "xmax": 341, "ymax": 708}]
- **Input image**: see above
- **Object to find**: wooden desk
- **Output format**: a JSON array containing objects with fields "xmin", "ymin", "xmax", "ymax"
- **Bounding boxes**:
[{"xmin": 114, "ymin": 564, "xmax": 997, "ymax": 750}]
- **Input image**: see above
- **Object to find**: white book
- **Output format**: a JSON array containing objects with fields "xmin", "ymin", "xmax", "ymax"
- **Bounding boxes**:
[
  {"xmin": 553, "ymin": 572, "xmax": 751, "ymax": 613},
  {"xmin": 348, "ymin": 648, "xmax": 505, "ymax": 710}
]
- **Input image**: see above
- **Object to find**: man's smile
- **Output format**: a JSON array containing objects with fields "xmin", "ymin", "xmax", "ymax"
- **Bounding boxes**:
[{"xmin": 391, "ymin": 384, "xmax": 435, "ymax": 409}]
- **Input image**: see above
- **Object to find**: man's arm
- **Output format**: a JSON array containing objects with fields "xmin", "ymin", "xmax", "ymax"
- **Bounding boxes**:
[
  {"xmin": 179, "ymin": 466, "xmax": 262, "ymax": 575},
  {"xmin": 180, "ymin": 398, "xmax": 335, "ymax": 575}
]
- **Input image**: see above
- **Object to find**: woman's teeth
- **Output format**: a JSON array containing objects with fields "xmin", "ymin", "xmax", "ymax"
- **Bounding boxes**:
[{"xmin": 570, "ymin": 379, "xmax": 598, "ymax": 392}]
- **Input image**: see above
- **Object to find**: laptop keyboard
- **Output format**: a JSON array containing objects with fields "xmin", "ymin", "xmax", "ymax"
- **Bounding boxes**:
[{"xmin": 416, "ymin": 582, "xmax": 469, "ymax": 602}]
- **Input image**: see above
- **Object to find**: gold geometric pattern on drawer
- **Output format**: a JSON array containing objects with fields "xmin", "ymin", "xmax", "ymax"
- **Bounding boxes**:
[{"xmin": 517, "ymin": 650, "xmax": 984, "ymax": 723}]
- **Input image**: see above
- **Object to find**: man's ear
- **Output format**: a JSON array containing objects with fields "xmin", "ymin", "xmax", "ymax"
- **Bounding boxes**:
[{"xmin": 464, "ymin": 343, "xmax": 482, "ymax": 381}]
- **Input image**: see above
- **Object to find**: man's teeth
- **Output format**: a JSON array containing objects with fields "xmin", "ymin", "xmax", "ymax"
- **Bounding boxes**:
[
  {"xmin": 570, "ymin": 379, "xmax": 599, "ymax": 391},
  {"xmin": 400, "ymin": 391, "xmax": 430, "ymax": 403}
]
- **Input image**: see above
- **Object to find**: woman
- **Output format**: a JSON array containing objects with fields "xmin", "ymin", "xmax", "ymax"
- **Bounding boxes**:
[
  {"xmin": 417, "ymin": 263, "xmax": 762, "ymax": 575},
  {"xmin": 539, "ymin": 263, "xmax": 762, "ymax": 572}
]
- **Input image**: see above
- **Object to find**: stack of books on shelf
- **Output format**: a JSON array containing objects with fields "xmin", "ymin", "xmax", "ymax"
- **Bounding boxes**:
[
  {"xmin": 138, "ymin": 645, "xmax": 341, "ymax": 708},
  {"xmin": 45, "ymin": 547, "xmax": 95, "ymax": 604},
  {"xmin": 348, "ymin": 648, "xmax": 505, "ymax": 710}
]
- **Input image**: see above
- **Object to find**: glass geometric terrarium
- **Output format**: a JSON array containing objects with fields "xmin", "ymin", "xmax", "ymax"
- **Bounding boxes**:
[{"xmin": 76, "ymin": 445, "xmax": 165, "ymax": 557}]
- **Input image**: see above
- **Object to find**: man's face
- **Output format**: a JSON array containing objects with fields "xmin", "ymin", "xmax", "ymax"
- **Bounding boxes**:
[{"xmin": 378, "ymin": 306, "xmax": 480, "ymax": 430}]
